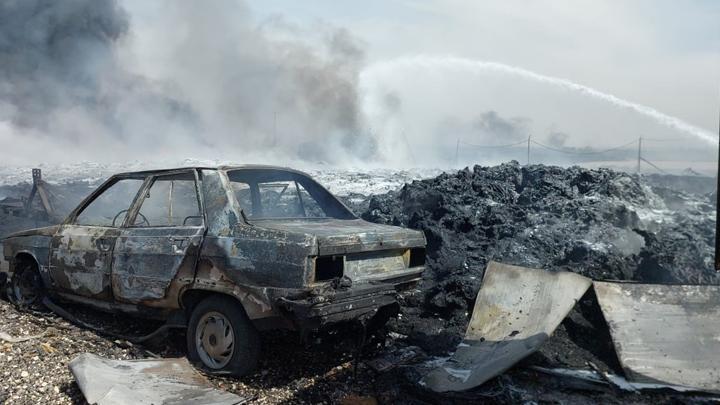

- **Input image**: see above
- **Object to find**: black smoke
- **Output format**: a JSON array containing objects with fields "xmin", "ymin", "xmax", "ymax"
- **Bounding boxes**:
[
  {"xmin": 0, "ymin": 0, "xmax": 128, "ymax": 128},
  {"xmin": 0, "ymin": 0, "xmax": 375, "ymax": 164}
]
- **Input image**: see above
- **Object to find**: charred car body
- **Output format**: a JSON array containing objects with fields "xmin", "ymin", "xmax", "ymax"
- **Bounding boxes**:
[{"xmin": 1, "ymin": 166, "xmax": 426, "ymax": 375}]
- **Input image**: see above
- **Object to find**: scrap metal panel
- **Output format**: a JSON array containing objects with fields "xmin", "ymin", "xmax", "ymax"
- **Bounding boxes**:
[
  {"xmin": 594, "ymin": 281, "xmax": 720, "ymax": 393},
  {"xmin": 421, "ymin": 261, "xmax": 592, "ymax": 392},
  {"xmin": 69, "ymin": 353, "xmax": 251, "ymax": 405}
]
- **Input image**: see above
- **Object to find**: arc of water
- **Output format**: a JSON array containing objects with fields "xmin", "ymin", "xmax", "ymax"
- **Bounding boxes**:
[{"xmin": 361, "ymin": 55, "xmax": 717, "ymax": 144}]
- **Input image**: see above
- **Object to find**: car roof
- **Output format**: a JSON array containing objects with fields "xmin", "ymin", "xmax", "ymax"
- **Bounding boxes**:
[{"xmin": 112, "ymin": 164, "xmax": 311, "ymax": 178}]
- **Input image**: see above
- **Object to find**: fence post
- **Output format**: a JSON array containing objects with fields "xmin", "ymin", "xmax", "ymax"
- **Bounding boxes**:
[
  {"xmin": 527, "ymin": 135, "xmax": 531, "ymax": 166},
  {"xmin": 455, "ymin": 138, "xmax": 460, "ymax": 167}
]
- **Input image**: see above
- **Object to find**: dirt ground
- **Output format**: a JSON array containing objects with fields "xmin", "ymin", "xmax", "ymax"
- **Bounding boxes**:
[{"xmin": 2, "ymin": 296, "xmax": 716, "ymax": 404}]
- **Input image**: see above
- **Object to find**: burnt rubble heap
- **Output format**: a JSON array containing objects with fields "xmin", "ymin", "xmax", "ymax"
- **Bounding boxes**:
[
  {"xmin": 1, "ymin": 162, "xmax": 718, "ymax": 402},
  {"xmin": 360, "ymin": 161, "xmax": 717, "ymax": 356}
]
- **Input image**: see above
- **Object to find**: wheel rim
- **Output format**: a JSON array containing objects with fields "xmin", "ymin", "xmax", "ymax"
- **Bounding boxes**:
[
  {"xmin": 195, "ymin": 311, "xmax": 235, "ymax": 369},
  {"xmin": 12, "ymin": 269, "xmax": 40, "ymax": 305}
]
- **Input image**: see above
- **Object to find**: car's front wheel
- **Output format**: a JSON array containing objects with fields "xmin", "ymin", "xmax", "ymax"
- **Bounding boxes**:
[
  {"xmin": 8, "ymin": 260, "xmax": 44, "ymax": 307},
  {"xmin": 186, "ymin": 295, "xmax": 260, "ymax": 376}
]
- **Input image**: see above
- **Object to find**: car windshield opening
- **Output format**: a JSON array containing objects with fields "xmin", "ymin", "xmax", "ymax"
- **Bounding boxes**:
[{"xmin": 226, "ymin": 169, "xmax": 356, "ymax": 220}]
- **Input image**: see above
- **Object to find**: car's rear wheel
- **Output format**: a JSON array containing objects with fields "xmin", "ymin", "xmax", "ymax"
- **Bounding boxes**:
[
  {"xmin": 187, "ymin": 295, "xmax": 260, "ymax": 376},
  {"xmin": 8, "ymin": 260, "xmax": 44, "ymax": 307}
]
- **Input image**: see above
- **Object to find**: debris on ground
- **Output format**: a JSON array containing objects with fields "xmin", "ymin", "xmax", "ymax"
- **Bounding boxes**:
[
  {"xmin": 0, "ymin": 297, "xmax": 387, "ymax": 404},
  {"xmin": 365, "ymin": 345, "xmax": 423, "ymax": 373},
  {"xmin": 0, "ymin": 331, "xmax": 46, "ymax": 343},
  {"xmin": 69, "ymin": 353, "xmax": 253, "ymax": 405},
  {"xmin": 531, "ymin": 366, "xmax": 706, "ymax": 394},
  {"xmin": 594, "ymin": 282, "xmax": 720, "ymax": 392},
  {"xmin": 1, "ymin": 163, "xmax": 719, "ymax": 403},
  {"xmin": 421, "ymin": 261, "xmax": 592, "ymax": 392},
  {"xmin": 418, "ymin": 261, "xmax": 720, "ymax": 395}
]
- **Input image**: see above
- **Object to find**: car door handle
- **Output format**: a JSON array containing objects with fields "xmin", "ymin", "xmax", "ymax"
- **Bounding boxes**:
[
  {"xmin": 97, "ymin": 238, "xmax": 112, "ymax": 252},
  {"xmin": 168, "ymin": 237, "xmax": 188, "ymax": 249}
]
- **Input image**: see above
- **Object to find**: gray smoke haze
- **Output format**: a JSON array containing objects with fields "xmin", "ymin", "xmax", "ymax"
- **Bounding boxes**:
[
  {"xmin": 438, "ymin": 110, "xmax": 530, "ymax": 146},
  {"xmin": 547, "ymin": 131, "xmax": 569, "ymax": 147},
  {"xmin": 471, "ymin": 111, "xmax": 529, "ymax": 143},
  {"xmin": 0, "ymin": 0, "xmax": 375, "ymax": 165}
]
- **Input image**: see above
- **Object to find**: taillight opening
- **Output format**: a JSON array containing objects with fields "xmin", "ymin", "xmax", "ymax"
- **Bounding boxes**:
[
  {"xmin": 409, "ymin": 247, "xmax": 426, "ymax": 267},
  {"xmin": 315, "ymin": 255, "xmax": 344, "ymax": 281}
]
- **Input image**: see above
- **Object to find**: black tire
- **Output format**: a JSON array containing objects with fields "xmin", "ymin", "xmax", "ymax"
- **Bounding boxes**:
[
  {"xmin": 186, "ymin": 295, "xmax": 260, "ymax": 376},
  {"xmin": 8, "ymin": 259, "xmax": 44, "ymax": 307}
]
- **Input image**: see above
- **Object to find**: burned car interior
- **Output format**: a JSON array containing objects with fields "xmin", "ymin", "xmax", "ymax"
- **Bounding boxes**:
[
  {"xmin": 72, "ymin": 171, "xmax": 204, "ymax": 228},
  {"xmin": 228, "ymin": 168, "xmax": 356, "ymax": 220}
]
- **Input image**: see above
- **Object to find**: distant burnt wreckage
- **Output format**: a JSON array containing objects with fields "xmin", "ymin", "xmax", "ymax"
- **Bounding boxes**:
[{"xmin": 0, "ymin": 169, "xmax": 54, "ymax": 219}]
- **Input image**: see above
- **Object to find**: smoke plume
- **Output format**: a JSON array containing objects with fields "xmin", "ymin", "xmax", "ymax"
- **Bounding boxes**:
[{"xmin": 0, "ymin": 0, "xmax": 375, "ymax": 165}]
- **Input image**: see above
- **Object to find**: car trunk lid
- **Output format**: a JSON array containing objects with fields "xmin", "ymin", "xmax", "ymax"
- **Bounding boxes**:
[{"xmin": 252, "ymin": 218, "xmax": 425, "ymax": 255}]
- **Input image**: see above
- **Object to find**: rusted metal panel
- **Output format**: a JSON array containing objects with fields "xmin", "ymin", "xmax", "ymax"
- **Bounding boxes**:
[
  {"xmin": 0, "ymin": 242, "xmax": 8, "ymax": 274},
  {"xmin": 594, "ymin": 281, "xmax": 720, "ymax": 393},
  {"xmin": 49, "ymin": 225, "xmax": 117, "ymax": 299},
  {"xmin": 1, "ymin": 231, "xmax": 55, "ymax": 287},
  {"xmin": 69, "ymin": 353, "xmax": 251, "ymax": 404},
  {"xmin": 230, "ymin": 226, "xmax": 317, "ymax": 288},
  {"xmin": 200, "ymin": 169, "xmax": 242, "ymax": 237},
  {"xmin": 1, "ymin": 233, "xmax": 53, "ymax": 268},
  {"xmin": 112, "ymin": 226, "xmax": 204, "ymax": 303},
  {"xmin": 3, "ymin": 225, "xmax": 60, "ymax": 238},
  {"xmin": 421, "ymin": 261, "xmax": 592, "ymax": 392},
  {"xmin": 254, "ymin": 218, "xmax": 426, "ymax": 256}
]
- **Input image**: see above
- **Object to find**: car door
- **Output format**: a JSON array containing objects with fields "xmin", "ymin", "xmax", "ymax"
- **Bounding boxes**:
[
  {"xmin": 111, "ymin": 170, "xmax": 205, "ymax": 304},
  {"xmin": 49, "ymin": 177, "xmax": 147, "ymax": 299}
]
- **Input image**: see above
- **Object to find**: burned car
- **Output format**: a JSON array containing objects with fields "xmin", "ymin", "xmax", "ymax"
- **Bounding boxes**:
[{"xmin": 1, "ymin": 166, "xmax": 426, "ymax": 375}]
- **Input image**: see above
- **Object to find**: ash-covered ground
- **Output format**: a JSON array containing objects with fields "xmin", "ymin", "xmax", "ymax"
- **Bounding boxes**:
[{"xmin": 0, "ymin": 162, "xmax": 717, "ymax": 404}]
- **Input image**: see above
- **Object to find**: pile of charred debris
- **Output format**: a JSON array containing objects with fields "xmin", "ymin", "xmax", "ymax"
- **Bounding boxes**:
[{"xmin": 1, "ymin": 163, "xmax": 718, "ymax": 404}]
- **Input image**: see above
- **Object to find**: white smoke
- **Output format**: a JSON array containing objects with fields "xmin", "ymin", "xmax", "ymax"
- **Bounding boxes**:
[{"xmin": 359, "ymin": 55, "xmax": 718, "ymax": 168}]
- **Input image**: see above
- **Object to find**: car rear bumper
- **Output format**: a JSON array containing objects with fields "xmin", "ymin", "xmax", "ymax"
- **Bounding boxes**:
[{"xmin": 276, "ymin": 283, "xmax": 400, "ymax": 329}]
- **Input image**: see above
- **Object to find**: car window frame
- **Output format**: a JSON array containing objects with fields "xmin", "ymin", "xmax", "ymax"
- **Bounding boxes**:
[
  {"xmin": 125, "ymin": 169, "xmax": 206, "ymax": 229},
  {"xmin": 224, "ymin": 168, "xmax": 357, "ymax": 222},
  {"xmin": 65, "ymin": 174, "xmax": 150, "ymax": 228}
]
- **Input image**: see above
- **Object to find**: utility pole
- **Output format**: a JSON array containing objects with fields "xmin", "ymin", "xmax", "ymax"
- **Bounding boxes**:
[
  {"xmin": 636, "ymin": 136, "xmax": 642, "ymax": 174},
  {"xmin": 455, "ymin": 138, "xmax": 460, "ymax": 167},
  {"xmin": 527, "ymin": 135, "xmax": 531, "ymax": 166}
]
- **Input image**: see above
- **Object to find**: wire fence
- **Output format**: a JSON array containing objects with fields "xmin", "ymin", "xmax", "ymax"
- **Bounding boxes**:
[
  {"xmin": 529, "ymin": 139, "xmax": 638, "ymax": 155},
  {"xmin": 455, "ymin": 136, "xmax": 711, "ymax": 175}
]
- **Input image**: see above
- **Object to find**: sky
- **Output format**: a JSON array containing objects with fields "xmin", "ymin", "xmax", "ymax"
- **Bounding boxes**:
[
  {"xmin": 246, "ymin": 0, "xmax": 719, "ymax": 132},
  {"xmin": 1, "ymin": 0, "xmax": 718, "ymax": 170}
]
